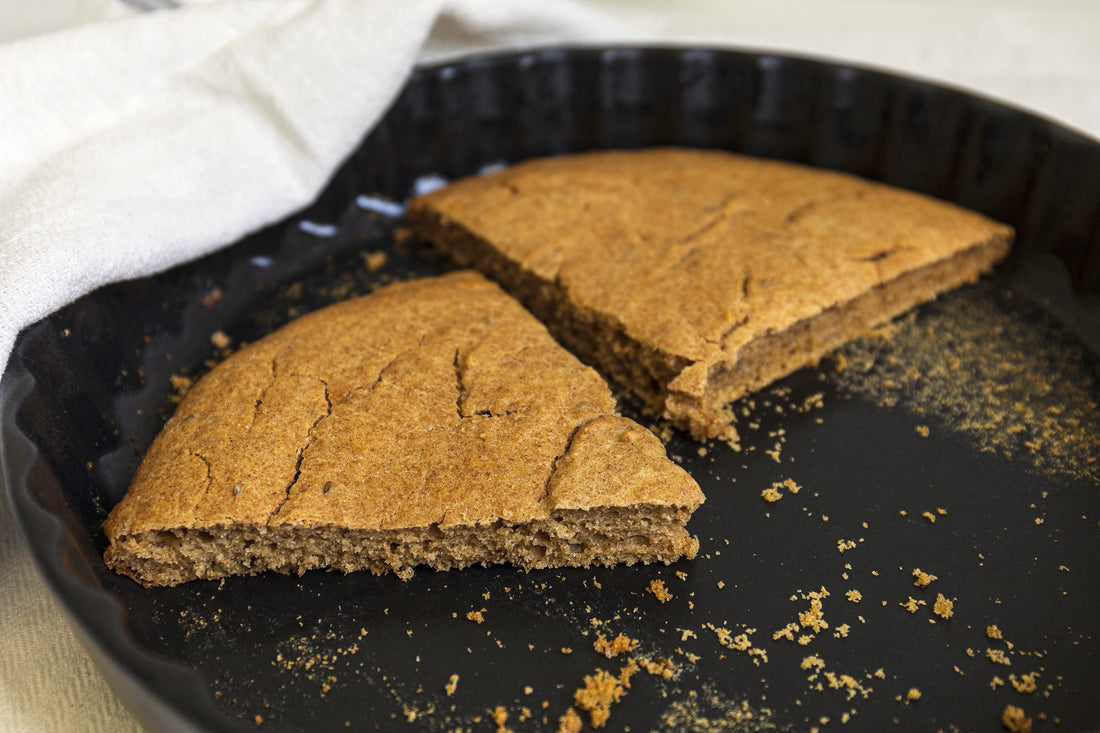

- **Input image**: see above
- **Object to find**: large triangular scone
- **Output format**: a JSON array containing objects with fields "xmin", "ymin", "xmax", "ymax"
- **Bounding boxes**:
[
  {"xmin": 104, "ymin": 271, "xmax": 703, "ymax": 587},
  {"xmin": 407, "ymin": 148, "xmax": 1013, "ymax": 440}
]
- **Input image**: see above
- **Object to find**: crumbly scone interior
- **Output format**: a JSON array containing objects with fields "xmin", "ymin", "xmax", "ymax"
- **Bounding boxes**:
[
  {"xmin": 104, "ymin": 505, "xmax": 698, "ymax": 588},
  {"xmin": 103, "ymin": 273, "xmax": 703, "ymax": 587},
  {"xmin": 407, "ymin": 149, "xmax": 1013, "ymax": 440}
]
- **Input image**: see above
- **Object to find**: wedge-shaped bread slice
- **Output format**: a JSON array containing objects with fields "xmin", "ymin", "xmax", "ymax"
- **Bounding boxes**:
[
  {"xmin": 103, "ymin": 271, "xmax": 703, "ymax": 587},
  {"xmin": 407, "ymin": 149, "xmax": 1013, "ymax": 440}
]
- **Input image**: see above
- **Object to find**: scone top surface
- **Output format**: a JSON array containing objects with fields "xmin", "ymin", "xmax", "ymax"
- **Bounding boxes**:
[
  {"xmin": 104, "ymin": 271, "xmax": 702, "ymax": 544},
  {"xmin": 409, "ymin": 148, "xmax": 1012, "ymax": 405}
]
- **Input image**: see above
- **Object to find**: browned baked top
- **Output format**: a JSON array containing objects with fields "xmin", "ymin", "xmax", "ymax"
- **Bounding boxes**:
[
  {"xmin": 103, "ymin": 271, "xmax": 703, "ymax": 543},
  {"xmin": 408, "ymin": 148, "xmax": 1013, "ymax": 436}
]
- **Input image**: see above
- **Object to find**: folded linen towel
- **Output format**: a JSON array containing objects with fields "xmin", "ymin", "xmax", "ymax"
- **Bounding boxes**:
[{"xmin": 0, "ymin": 0, "xmax": 638, "ymax": 376}]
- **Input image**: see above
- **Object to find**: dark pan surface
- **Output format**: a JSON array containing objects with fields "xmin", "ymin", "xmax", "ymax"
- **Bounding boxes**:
[{"xmin": 3, "ymin": 47, "xmax": 1099, "ymax": 732}]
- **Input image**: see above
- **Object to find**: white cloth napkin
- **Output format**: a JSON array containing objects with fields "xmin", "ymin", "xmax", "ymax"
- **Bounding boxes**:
[{"xmin": 0, "ymin": 0, "xmax": 638, "ymax": 377}]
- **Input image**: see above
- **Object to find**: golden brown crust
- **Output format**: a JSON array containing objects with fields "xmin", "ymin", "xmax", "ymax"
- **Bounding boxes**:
[
  {"xmin": 103, "ymin": 271, "xmax": 703, "ymax": 586},
  {"xmin": 407, "ymin": 148, "xmax": 1013, "ymax": 440}
]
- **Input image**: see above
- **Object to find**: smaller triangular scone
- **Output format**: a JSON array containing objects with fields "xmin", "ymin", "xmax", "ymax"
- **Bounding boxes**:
[
  {"xmin": 407, "ymin": 148, "xmax": 1014, "ymax": 441},
  {"xmin": 103, "ymin": 271, "xmax": 703, "ymax": 587}
]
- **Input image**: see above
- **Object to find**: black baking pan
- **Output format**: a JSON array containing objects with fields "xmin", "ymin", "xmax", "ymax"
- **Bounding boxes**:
[{"xmin": 3, "ymin": 47, "xmax": 1099, "ymax": 732}]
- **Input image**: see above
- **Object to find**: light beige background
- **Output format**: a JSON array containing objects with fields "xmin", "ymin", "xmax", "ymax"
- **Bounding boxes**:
[{"xmin": 1, "ymin": 1, "xmax": 1097, "ymax": 731}]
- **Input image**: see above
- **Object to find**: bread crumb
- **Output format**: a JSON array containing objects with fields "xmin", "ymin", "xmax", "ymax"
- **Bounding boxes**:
[
  {"xmin": 706, "ymin": 624, "xmax": 769, "ymax": 665},
  {"xmin": 360, "ymin": 250, "xmax": 388, "ymax": 271},
  {"xmin": 1002, "ymin": 704, "xmax": 1033, "ymax": 733},
  {"xmin": 900, "ymin": 597, "xmax": 926, "ymax": 613},
  {"xmin": 492, "ymin": 705, "xmax": 508, "ymax": 729},
  {"xmin": 201, "ymin": 286, "xmax": 224, "ymax": 308},
  {"xmin": 467, "ymin": 610, "xmax": 485, "ymax": 624},
  {"xmin": 169, "ymin": 373, "xmax": 193, "ymax": 402},
  {"xmin": 1010, "ymin": 672, "xmax": 1040, "ymax": 694},
  {"xmin": 837, "ymin": 539, "xmax": 856, "ymax": 553},
  {"xmin": 573, "ymin": 662, "xmax": 637, "ymax": 729},
  {"xmin": 922, "ymin": 511, "xmax": 937, "ymax": 523},
  {"xmin": 637, "ymin": 656, "xmax": 677, "ymax": 679},
  {"xmin": 445, "ymin": 674, "xmax": 459, "ymax": 696},
  {"xmin": 932, "ymin": 593, "xmax": 954, "ymax": 620},
  {"xmin": 561, "ymin": 647, "xmax": 573, "ymax": 655},
  {"xmin": 761, "ymin": 486, "xmax": 783, "ymax": 502},
  {"xmin": 822, "ymin": 670, "xmax": 873, "ymax": 700},
  {"xmin": 987, "ymin": 648, "xmax": 1012, "ymax": 666},
  {"xmin": 801, "ymin": 654, "xmax": 826, "ymax": 673},
  {"xmin": 912, "ymin": 569, "xmax": 937, "ymax": 587},
  {"xmin": 987, "ymin": 625, "xmax": 1003, "ymax": 640},
  {"xmin": 593, "ymin": 633, "xmax": 638, "ymax": 659},
  {"xmin": 648, "ymin": 579, "xmax": 673, "ymax": 602},
  {"xmin": 991, "ymin": 675, "xmax": 1005, "ymax": 689},
  {"xmin": 906, "ymin": 688, "xmax": 921, "ymax": 702},
  {"xmin": 210, "ymin": 330, "xmax": 231, "ymax": 349},
  {"xmin": 773, "ymin": 622, "xmax": 799, "ymax": 641},
  {"xmin": 915, "ymin": 425, "xmax": 930, "ymax": 437},
  {"xmin": 845, "ymin": 590, "xmax": 862, "ymax": 603},
  {"xmin": 556, "ymin": 707, "xmax": 583, "ymax": 733},
  {"xmin": 799, "ymin": 599, "xmax": 828, "ymax": 633}
]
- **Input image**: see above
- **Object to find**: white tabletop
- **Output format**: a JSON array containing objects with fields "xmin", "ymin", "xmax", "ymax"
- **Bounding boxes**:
[{"xmin": 1, "ymin": 2, "xmax": 1097, "ymax": 731}]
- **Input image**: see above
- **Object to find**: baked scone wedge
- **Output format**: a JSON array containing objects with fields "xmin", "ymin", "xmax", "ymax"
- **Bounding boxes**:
[
  {"xmin": 407, "ymin": 148, "xmax": 1013, "ymax": 441},
  {"xmin": 104, "ymin": 271, "xmax": 703, "ymax": 587}
]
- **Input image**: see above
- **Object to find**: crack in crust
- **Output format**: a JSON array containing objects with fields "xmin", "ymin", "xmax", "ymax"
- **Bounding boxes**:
[
  {"xmin": 244, "ymin": 355, "xmax": 280, "ymax": 436},
  {"xmin": 187, "ymin": 451, "xmax": 214, "ymax": 516},
  {"xmin": 538, "ymin": 416, "xmax": 598, "ymax": 506},
  {"xmin": 453, "ymin": 346, "xmax": 470, "ymax": 419},
  {"xmin": 268, "ymin": 375, "xmax": 333, "ymax": 521}
]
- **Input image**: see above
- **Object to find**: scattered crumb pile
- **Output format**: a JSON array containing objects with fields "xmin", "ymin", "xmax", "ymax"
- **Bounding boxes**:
[
  {"xmin": 706, "ymin": 624, "xmax": 768, "ymax": 666},
  {"xmin": 559, "ymin": 628, "xmax": 694, "ymax": 730},
  {"xmin": 932, "ymin": 593, "xmax": 954, "ymax": 620},
  {"xmin": 593, "ymin": 632, "xmax": 638, "ymax": 659},
  {"xmin": 655, "ymin": 687, "xmax": 777, "ymax": 732},
  {"xmin": 570, "ymin": 662, "xmax": 637, "ymax": 728},
  {"xmin": 761, "ymin": 478, "xmax": 801, "ymax": 503},
  {"xmin": 1001, "ymin": 704, "xmax": 1033, "ymax": 733},
  {"xmin": 648, "ymin": 579, "xmax": 674, "ymax": 603},
  {"xmin": 832, "ymin": 287, "xmax": 1100, "ymax": 480}
]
